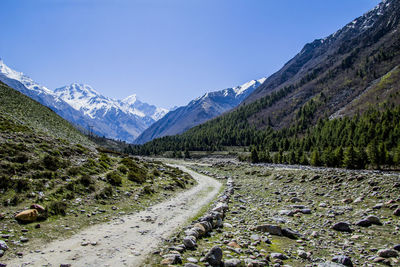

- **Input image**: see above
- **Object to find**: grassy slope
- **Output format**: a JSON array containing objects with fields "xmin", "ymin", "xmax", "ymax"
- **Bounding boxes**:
[
  {"xmin": 0, "ymin": 81, "xmax": 89, "ymax": 145},
  {"xmin": 0, "ymin": 83, "xmax": 196, "ymax": 261}
]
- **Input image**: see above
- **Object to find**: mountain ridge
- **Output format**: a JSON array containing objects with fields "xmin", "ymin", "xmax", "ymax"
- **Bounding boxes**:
[
  {"xmin": 134, "ymin": 78, "xmax": 266, "ymax": 144},
  {"xmin": 0, "ymin": 60, "xmax": 167, "ymax": 142}
]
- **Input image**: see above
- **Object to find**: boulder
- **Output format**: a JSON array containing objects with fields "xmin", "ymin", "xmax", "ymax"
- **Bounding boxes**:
[
  {"xmin": 203, "ymin": 246, "xmax": 223, "ymax": 267},
  {"xmin": 378, "ymin": 249, "xmax": 398, "ymax": 258},
  {"xmin": 393, "ymin": 208, "xmax": 400, "ymax": 216},
  {"xmin": 332, "ymin": 222, "xmax": 352, "ymax": 233},
  {"xmin": 0, "ymin": 241, "xmax": 8, "ymax": 251},
  {"xmin": 224, "ymin": 258, "xmax": 243, "ymax": 267},
  {"xmin": 254, "ymin": 224, "xmax": 282, "ymax": 236},
  {"xmin": 183, "ymin": 236, "xmax": 196, "ymax": 249},
  {"xmin": 282, "ymin": 228, "xmax": 300, "ymax": 239},
  {"xmin": 30, "ymin": 204, "xmax": 45, "ymax": 213},
  {"xmin": 15, "ymin": 209, "xmax": 38, "ymax": 223},
  {"xmin": 366, "ymin": 215, "xmax": 382, "ymax": 225},
  {"xmin": 355, "ymin": 219, "xmax": 372, "ymax": 227},
  {"xmin": 332, "ymin": 255, "xmax": 353, "ymax": 267}
]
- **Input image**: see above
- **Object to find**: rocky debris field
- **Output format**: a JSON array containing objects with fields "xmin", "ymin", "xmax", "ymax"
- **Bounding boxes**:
[{"xmin": 148, "ymin": 159, "xmax": 400, "ymax": 267}]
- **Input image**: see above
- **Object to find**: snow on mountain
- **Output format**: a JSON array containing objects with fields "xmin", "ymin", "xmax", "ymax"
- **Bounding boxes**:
[
  {"xmin": 134, "ymin": 77, "xmax": 266, "ymax": 144},
  {"xmin": 0, "ymin": 60, "xmax": 168, "ymax": 142}
]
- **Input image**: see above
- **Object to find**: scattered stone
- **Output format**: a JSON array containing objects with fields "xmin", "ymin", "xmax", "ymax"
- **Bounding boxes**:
[
  {"xmin": 378, "ymin": 249, "xmax": 398, "ymax": 258},
  {"xmin": 297, "ymin": 250, "xmax": 308, "ymax": 259},
  {"xmin": 224, "ymin": 258, "xmax": 242, "ymax": 267},
  {"xmin": 270, "ymin": 252, "xmax": 288, "ymax": 260},
  {"xmin": 60, "ymin": 264, "xmax": 72, "ymax": 267},
  {"xmin": 183, "ymin": 236, "xmax": 196, "ymax": 249},
  {"xmin": 0, "ymin": 241, "xmax": 8, "ymax": 251},
  {"xmin": 332, "ymin": 255, "xmax": 353, "ymax": 267},
  {"xmin": 184, "ymin": 263, "xmax": 200, "ymax": 267},
  {"xmin": 161, "ymin": 253, "xmax": 182, "ymax": 265},
  {"xmin": 318, "ymin": 262, "xmax": 347, "ymax": 266},
  {"xmin": 228, "ymin": 241, "xmax": 241, "ymax": 249},
  {"xmin": 393, "ymin": 208, "xmax": 400, "ymax": 216},
  {"xmin": 187, "ymin": 257, "xmax": 198, "ymax": 263},
  {"xmin": 0, "ymin": 250, "xmax": 4, "ymax": 257},
  {"xmin": 332, "ymin": 222, "xmax": 352, "ymax": 233},
  {"xmin": 203, "ymin": 246, "xmax": 223, "ymax": 267},
  {"xmin": 81, "ymin": 241, "xmax": 89, "ymax": 246},
  {"xmin": 282, "ymin": 228, "xmax": 300, "ymax": 239},
  {"xmin": 20, "ymin": 237, "xmax": 29, "ymax": 243},
  {"xmin": 35, "ymin": 224, "xmax": 41, "ymax": 229},
  {"xmin": 223, "ymin": 223, "xmax": 233, "ymax": 228},
  {"xmin": 394, "ymin": 244, "xmax": 400, "ymax": 251}
]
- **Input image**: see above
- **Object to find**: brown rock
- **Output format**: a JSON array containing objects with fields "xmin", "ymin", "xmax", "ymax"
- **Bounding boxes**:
[
  {"xmin": 30, "ymin": 204, "xmax": 45, "ymax": 213},
  {"xmin": 15, "ymin": 209, "xmax": 38, "ymax": 222},
  {"xmin": 227, "ymin": 241, "xmax": 241, "ymax": 249}
]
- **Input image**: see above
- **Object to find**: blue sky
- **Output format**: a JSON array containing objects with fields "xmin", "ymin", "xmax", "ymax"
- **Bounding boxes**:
[{"xmin": 0, "ymin": 0, "xmax": 380, "ymax": 108}]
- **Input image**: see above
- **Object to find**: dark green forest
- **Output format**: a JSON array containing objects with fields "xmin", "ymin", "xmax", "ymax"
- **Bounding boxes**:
[{"xmin": 128, "ymin": 102, "xmax": 400, "ymax": 169}]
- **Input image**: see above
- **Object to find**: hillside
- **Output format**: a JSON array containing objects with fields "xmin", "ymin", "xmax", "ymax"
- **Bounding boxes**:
[
  {"xmin": 0, "ymin": 82, "xmax": 195, "ymax": 262},
  {"xmin": 131, "ymin": 0, "xmax": 400, "ymax": 169},
  {"xmin": 135, "ymin": 78, "xmax": 266, "ymax": 144},
  {"xmin": 0, "ymin": 81, "xmax": 90, "ymax": 145}
]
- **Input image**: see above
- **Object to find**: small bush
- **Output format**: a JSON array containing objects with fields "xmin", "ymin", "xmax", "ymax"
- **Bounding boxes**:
[
  {"xmin": 95, "ymin": 186, "xmax": 113, "ymax": 199},
  {"xmin": 67, "ymin": 167, "xmax": 81, "ymax": 176},
  {"xmin": 0, "ymin": 175, "xmax": 13, "ymax": 190},
  {"xmin": 143, "ymin": 185, "xmax": 154, "ymax": 195},
  {"xmin": 106, "ymin": 171, "xmax": 122, "ymax": 186},
  {"xmin": 43, "ymin": 155, "xmax": 61, "ymax": 171},
  {"xmin": 127, "ymin": 171, "xmax": 146, "ymax": 184},
  {"xmin": 13, "ymin": 153, "xmax": 29, "ymax": 164},
  {"xmin": 48, "ymin": 201, "xmax": 67, "ymax": 216},
  {"xmin": 79, "ymin": 174, "xmax": 94, "ymax": 187},
  {"xmin": 118, "ymin": 165, "xmax": 128, "ymax": 174},
  {"xmin": 16, "ymin": 179, "xmax": 30, "ymax": 192}
]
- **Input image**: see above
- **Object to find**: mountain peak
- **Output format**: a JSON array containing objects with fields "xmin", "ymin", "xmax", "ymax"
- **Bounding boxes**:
[{"xmin": 122, "ymin": 94, "xmax": 138, "ymax": 105}]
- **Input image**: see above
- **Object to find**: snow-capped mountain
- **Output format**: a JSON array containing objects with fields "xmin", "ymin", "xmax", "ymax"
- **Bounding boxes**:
[
  {"xmin": 0, "ymin": 60, "xmax": 167, "ymax": 142},
  {"xmin": 134, "ymin": 78, "xmax": 266, "ymax": 144}
]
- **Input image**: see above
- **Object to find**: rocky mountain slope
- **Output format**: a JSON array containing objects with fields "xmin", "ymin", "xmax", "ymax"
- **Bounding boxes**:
[
  {"xmin": 241, "ymin": 0, "xmax": 400, "ymax": 128},
  {"xmin": 0, "ymin": 60, "xmax": 167, "ymax": 142},
  {"xmin": 135, "ymin": 78, "xmax": 266, "ymax": 144}
]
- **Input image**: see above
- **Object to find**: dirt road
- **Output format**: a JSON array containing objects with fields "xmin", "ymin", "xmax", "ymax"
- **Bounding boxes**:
[{"xmin": 6, "ymin": 165, "xmax": 221, "ymax": 267}]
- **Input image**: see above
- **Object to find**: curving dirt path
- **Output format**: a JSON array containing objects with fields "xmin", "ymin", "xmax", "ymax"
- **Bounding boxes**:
[{"xmin": 6, "ymin": 165, "xmax": 222, "ymax": 267}]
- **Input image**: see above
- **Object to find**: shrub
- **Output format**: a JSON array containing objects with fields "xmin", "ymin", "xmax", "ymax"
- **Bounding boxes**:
[
  {"xmin": 13, "ymin": 153, "xmax": 29, "ymax": 164},
  {"xmin": 106, "ymin": 171, "xmax": 122, "ymax": 186},
  {"xmin": 118, "ymin": 165, "xmax": 128, "ymax": 174},
  {"xmin": 143, "ymin": 185, "xmax": 154, "ymax": 195},
  {"xmin": 43, "ymin": 155, "xmax": 61, "ymax": 171},
  {"xmin": 67, "ymin": 167, "xmax": 81, "ymax": 176},
  {"xmin": 95, "ymin": 186, "xmax": 113, "ymax": 199},
  {"xmin": 48, "ymin": 201, "xmax": 67, "ymax": 216},
  {"xmin": 16, "ymin": 179, "xmax": 30, "ymax": 192},
  {"xmin": 79, "ymin": 174, "xmax": 94, "ymax": 187},
  {"xmin": 0, "ymin": 175, "xmax": 13, "ymax": 190},
  {"xmin": 127, "ymin": 171, "xmax": 146, "ymax": 184}
]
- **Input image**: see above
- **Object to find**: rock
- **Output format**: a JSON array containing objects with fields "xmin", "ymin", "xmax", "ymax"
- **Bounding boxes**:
[
  {"xmin": 0, "ymin": 241, "xmax": 8, "ymax": 251},
  {"xmin": 187, "ymin": 257, "xmax": 198, "ymax": 263},
  {"xmin": 203, "ymin": 246, "xmax": 223, "ymax": 267},
  {"xmin": 183, "ymin": 236, "xmax": 196, "ymax": 249},
  {"xmin": 290, "ymin": 197, "xmax": 302, "ymax": 203},
  {"xmin": 30, "ymin": 204, "xmax": 45, "ymax": 213},
  {"xmin": 318, "ymin": 262, "xmax": 346, "ymax": 267},
  {"xmin": 355, "ymin": 219, "xmax": 372, "ymax": 227},
  {"xmin": 0, "ymin": 264, "xmax": 6, "ymax": 267},
  {"xmin": 332, "ymin": 255, "xmax": 353, "ymax": 267},
  {"xmin": 297, "ymin": 250, "xmax": 308, "ymax": 259},
  {"xmin": 393, "ymin": 208, "xmax": 400, "ymax": 216},
  {"xmin": 224, "ymin": 258, "xmax": 243, "ymax": 267},
  {"xmin": 20, "ymin": 237, "xmax": 29, "ymax": 243},
  {"xmin": 184, "ymin": 263, "xmax": 200, "ymax": 267},
  {"xmin": 223, "ymin": 223, "xmax": 233, "ymax": 228},
  {"xmin": 332, "ymin": 222, "xmax": 352, "ymax": 233},
  {"xmin": 0, "ymin": 250, "xmax": 4, "ymax": 257},
  {"xmin": 228, "ymin": 241, "xmax": 241, "ymax": 248},
  {"xmin": 193, "ymin": 223, "xmax": 206, "ymax": 236},
  {"xmin": 366, "ymin": 215, "xmax": 382, "ymax": 225},
  {"xmin": 300, "ymin": 209, "xmax": 312, "ymax": 214},
  {"xmin": 35, "ymin": 224, "xmax": 41, "ymax": 229},
  {"xmin": 341, "ymin": 198, "xmax": 353, "ymax": 204},
  {"xmin": 254, "ymin": 224, "xmax": 282, "ymax": 236},
  {"xmin": 279, "ymin": 209, "xmax": 294, "ymax": 216},
  {"xmin": 378, "ymin": 249, "xmax": 398, "ymax": 258},
  {"xmin": 81, "ymin": 241, "xmax": 89, "ymax": 246},
  {"xmin": 15, "ymin": 209, "xmax": 38, "ymax": 222},
  {"xmin": 270, "ymin": 253, "xmax": 288, "ymax": 260},
  {"xmin": 394, "ymin": 244, "xmax": 400, "ymax": 251},
  {"xmin": 60, "ymin": 264, "xmax": 72, "ymax": 267},
  {"xmin": 282, "ymin": 228, "xmax": 300, "ymax": 239},
  {"xmin": 162, "ymin": 254, "xmax": 182, "ymax": 265}
]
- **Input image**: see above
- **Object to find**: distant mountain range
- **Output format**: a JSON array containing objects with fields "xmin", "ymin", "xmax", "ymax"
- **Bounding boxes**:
[
  {"xmin": 0, "ymin": 60, "xmax": 167, "ymax": 142},
  {"xmin": 134, "ymin": 78, "xmax": 266, "ymax": 144}
]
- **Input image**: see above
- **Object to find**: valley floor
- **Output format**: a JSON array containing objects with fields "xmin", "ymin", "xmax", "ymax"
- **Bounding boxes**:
[{"xmin": 4, "ymin": 164, "xmax": 222, "ymax": 267}]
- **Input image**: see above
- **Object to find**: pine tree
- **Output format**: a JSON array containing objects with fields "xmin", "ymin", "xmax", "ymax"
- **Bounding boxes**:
[{"xmin": 343, "ymin": 145, "xmax": 357, "ymax": 169}]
